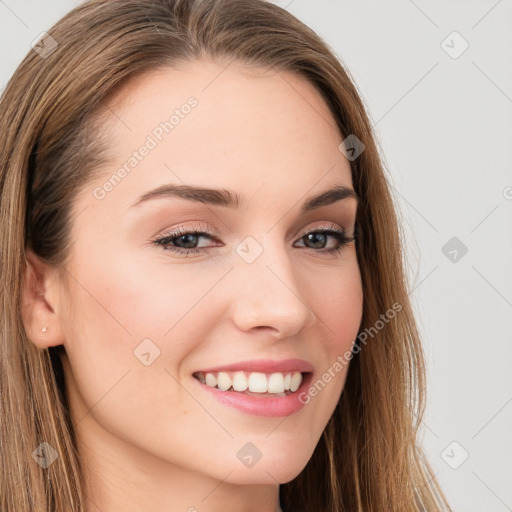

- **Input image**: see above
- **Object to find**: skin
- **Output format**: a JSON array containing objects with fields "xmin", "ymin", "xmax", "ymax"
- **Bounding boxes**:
[{"xmin": 22, "ymin": 60, "xmax": 363, "ymax": 512}]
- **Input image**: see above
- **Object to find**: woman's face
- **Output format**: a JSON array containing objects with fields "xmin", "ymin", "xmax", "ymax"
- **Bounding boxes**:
[{"xmin": 54, "ymin": 60, "xmax": 363, "ymax": 492}]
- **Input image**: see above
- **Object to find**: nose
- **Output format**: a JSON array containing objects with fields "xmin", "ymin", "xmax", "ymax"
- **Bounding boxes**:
[{"xmin": 229, "ymin": 238, "xmax": 317, "ymax": 340}]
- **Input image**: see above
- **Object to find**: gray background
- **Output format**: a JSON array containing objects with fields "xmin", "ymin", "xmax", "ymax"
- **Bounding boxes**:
[{"xmin": 1, "ymin": 1, "xmax": 511, "ymax": 510}]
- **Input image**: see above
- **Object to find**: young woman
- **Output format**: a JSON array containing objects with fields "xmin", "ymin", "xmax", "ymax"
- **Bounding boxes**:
[{"xmin": 0, "ymin": 1, "xmax": 453, "ymax": 511}]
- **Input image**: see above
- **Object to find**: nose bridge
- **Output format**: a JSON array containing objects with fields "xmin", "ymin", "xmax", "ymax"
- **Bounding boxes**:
[{"xmin": 230, "ymin": 231, "xmax": 315, "ymax": 336}]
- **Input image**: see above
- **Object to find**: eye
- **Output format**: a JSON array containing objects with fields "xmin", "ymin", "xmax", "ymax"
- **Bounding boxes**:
[
  {"xmin": 152, "ymin": 224, "xmax": 220, "ymax": 257},
  {"xmin": 152, "ymin": 223, "xmax": 356, "ymax": 257},
  {"xmin": 294, "ymin": 224, "xmax": 355, "ymax": 255}
]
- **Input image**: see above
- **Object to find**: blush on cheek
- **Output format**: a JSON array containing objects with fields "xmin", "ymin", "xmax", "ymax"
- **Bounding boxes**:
[
  {"xmin": 315, "ymin": 268, "xmax": 363, "ymax": 344},
  {"xmin": 90, "ymin": 255, "xmax": 228, "ymax": 340}
]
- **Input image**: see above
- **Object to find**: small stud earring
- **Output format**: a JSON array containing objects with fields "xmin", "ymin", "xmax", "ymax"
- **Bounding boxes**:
[{"xmin": 41, "ymin": 327, "xmax": 48, "ymax": 334}]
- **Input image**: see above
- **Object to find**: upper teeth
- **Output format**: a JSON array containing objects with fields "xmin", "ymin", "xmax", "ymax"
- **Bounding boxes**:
[{"xmin": 194, "ymin": 371, "xmax": 304, "ymax": 394}]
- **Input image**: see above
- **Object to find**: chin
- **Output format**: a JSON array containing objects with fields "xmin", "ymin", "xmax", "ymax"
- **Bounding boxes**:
[{"xmin": 218, "ymin": 453, "xmax": 311, "ymax": 485}]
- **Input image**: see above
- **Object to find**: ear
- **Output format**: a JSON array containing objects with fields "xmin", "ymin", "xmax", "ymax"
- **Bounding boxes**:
[{"xmin": 21, "ymin": 249, "xmax": 66, "ymax": 349}]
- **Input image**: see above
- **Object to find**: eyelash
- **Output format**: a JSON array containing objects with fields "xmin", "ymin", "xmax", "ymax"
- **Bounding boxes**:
[{"xmin": 152, "ymin": 223, "xmax": 356, "ymax": 257}]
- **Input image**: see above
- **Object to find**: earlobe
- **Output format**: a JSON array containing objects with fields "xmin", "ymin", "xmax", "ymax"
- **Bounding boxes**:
[{"xmin": 21, "ymin": 250, "xmax": 65, "ymax": 349}]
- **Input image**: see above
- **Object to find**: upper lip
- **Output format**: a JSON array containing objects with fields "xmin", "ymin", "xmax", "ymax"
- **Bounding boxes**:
[{"xmin": 194, "ymin": 358, "xmax": 314, "ymax": 375}]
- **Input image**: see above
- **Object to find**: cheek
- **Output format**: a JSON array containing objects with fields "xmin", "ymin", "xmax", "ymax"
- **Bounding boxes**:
[
  {"xmin": 64, "ymin": 242, "xmax": 362, "ymax": 362},
  {"xmin": 59, "ymin": 245, "xmax": 363, "ymax": 481},
  {"xmin": 60, "ymin": 252, "xmax": 230, "ymax": 417},
  {"xmin": 66, "ymin": 250, "xmax": 221, "ymax": 341},
  {"xmin": 59, "ymin": 258, "xmax": 209, "ymax": 444},
  {"xmin": 64, "ymin": 250, "xmax": 363, "ymax": 383},
  {"xmin": 297, "ymin": 259, "xmax": 363, "ymax": 416},
  {"xmin": 305, "ymin": 257, "xmax": 363, "ymax": 348},
  {"xmin": 329, "ymin": 274, "xmax": 363, "ymax": 344}
]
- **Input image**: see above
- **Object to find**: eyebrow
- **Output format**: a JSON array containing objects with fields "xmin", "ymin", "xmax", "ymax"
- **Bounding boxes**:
[{"xmin": 130, "ymin": 183, "xmax": 358, "ymax": 213}]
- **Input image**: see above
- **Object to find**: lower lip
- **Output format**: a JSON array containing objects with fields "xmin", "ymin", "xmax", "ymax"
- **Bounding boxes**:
[{"xmin": 192, "ymin": 373, "xmax": 313, "ymax": 417}]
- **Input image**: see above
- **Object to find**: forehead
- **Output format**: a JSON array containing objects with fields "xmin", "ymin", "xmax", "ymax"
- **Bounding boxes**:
[{"xmin": 79, "ymin": 59, "xmax": 353, "ymax": 215}]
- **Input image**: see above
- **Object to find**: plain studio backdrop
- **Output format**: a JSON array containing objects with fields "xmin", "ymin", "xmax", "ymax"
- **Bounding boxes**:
[{"xmin": 1, "ymin": 1, "xmax": 511, "ymax": 511}]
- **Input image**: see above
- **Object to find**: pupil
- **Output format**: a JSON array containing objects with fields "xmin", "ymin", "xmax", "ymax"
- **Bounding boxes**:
[
  {"xmin": 180, "ymin": 234, "xmax": 197, "ymax": 248},
  {"xmin": 306, "ymin": 233, "xmax": 326, "ymax": 248}
]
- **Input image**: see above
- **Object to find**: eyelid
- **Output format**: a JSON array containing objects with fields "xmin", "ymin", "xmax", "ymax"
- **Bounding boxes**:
[
  {"xmin": 156, "ymin": 221, "xmax": 349, "ymax": 243},
  {"xmin": 297, "ymin": 222, "xmax": 346, "ymax": 238},
  {"xmin": 156, "ymin": 222, "xmax": 218, "ymax": 240}
]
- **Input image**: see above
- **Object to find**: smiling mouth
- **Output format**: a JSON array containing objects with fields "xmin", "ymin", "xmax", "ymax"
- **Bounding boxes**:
[{"xmin": 192, "ymin": 370, "xmax": 310, "ymax": 397}]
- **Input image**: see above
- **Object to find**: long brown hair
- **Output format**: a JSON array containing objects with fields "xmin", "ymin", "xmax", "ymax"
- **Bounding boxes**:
[{"xmin": 0, "ymin": 1, "xmax": 452, "ymax": 510}]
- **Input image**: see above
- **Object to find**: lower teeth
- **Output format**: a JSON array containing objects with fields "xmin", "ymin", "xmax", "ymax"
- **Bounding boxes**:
[{"xmin": 239, "ymin": 389, "xmax": 290, "ymax": 397}]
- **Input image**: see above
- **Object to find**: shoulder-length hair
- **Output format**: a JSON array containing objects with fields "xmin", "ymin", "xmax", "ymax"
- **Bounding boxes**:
[{"xmin": 0, "ymin": 1, "xmax": 452, "ymax": 510}]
